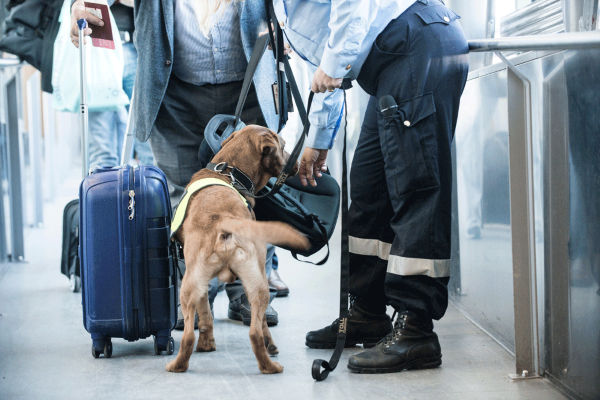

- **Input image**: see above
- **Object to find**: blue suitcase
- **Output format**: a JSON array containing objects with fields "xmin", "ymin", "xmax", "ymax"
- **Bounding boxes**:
[
  {"xmin": 79, "ymin": 165, "xmax": 177, "ymax": 358},
  {"xmin": 75, "ymin": 19, "xmax": 176, "ymax": 358}
]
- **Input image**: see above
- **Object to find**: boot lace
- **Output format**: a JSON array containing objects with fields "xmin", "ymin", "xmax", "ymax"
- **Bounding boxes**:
[{"xmin": 380, "ymin": 312, "xmax": 408, "ymax": 347}]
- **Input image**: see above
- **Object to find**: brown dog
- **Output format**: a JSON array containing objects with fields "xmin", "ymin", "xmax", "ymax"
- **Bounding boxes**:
[{"xmin": 166, "ymin": 125, "xmax": 309, "ymax": 374}]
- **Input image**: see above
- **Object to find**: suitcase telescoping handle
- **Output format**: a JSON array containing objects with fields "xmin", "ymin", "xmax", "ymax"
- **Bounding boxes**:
[
  {"xmin": 77, "ymin": 19, "xmax": 90, "ymax": 180},
  {"xmin": 120, "ymin": 90, "xmax": 135, "ymax": 167},
  {"xmin": 77, "ymin": 18, "xmax": 135, "ymax": 177}
]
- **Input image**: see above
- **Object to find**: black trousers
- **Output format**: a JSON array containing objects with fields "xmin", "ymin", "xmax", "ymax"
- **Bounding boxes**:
[
  {"xmin": 349, "ymin": 0, "xmax": 469, "ymax": 320},
  {"xmin": 149, "ymin": 74, "xmax": 266, "ymax": 205}
]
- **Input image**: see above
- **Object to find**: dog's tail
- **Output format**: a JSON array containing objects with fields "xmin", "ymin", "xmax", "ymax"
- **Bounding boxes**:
[{"xmin": 218, "ymin": 218, "xmax": 310, "ymax": 252}]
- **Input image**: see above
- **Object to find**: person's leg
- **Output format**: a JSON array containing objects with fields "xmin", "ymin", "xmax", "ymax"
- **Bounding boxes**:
[
  {"xmin": 222, "ymin": 82, "xmax": 280, "ymax": 325},
  {"xmin": 150, "ymin": 76, "xmax": 278, "ymax": 328},
  {"xmin": 120, "ymin": 41, "xmax": 155, "ymax": 166},
  {"xmin": 133, "ymin": 140, "xmax": 155, "ymax": 165},
  {"xmin": 348, "ymin": 0, "xmax": 469, "ymax": 373},
  {"xmin": 88, "ymin": 110, "xmax": 120, "ymax": 168},
  {"xmin": 268, "ymin": 252, "xmax": 290, "ymax": 297},
  {"xmin": 226, "ymin": 244, "xmax": 279, "ymax": 326},
  {"xmin": 305, "ymin": 97, "xmax": 393, "ymax": 349},
  {"xmin": 149, "ymin": 74, "xmax": 208, "ymax": 330}
]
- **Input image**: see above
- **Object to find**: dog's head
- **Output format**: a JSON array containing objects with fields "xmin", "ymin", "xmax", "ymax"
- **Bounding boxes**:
[{"xmin": 220, "ymin": 125, "xmax": 299, "ymax": 190}]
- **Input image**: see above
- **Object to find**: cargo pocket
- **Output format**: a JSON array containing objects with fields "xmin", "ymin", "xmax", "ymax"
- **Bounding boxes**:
[{"xmin": 377, "ymin": 93, "xmax": 439, "ymax": 198}]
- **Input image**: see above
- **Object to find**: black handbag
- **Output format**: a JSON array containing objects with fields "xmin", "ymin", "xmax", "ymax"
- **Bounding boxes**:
[
  {"xmin": 0, "ymin": 0, "xmax": 62, "ymax": 93},
  {"xmin": 198, "ymin": 32, "xmax": 341, "ymax": 263}
]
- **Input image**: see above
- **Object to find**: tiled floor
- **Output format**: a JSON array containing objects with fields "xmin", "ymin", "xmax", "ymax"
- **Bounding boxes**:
[{"xmin": 0, "ymin": 177, "xmax": 569, "ymax": 400}]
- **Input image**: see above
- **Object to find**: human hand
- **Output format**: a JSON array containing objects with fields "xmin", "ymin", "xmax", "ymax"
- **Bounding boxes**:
[
  {"xmin": 69, "ymin": 0, "xmax": 105, "ymax": 48},
  {"xmin": 311, "ymin": 67, "xmax": 343, "ymax": 94},
  {"xmin": 299, "ymin": 147, "xmax": 328, "ymax": 187},
  {"xmin": 259, "ymin": 25, "xmax": 293, "ymax": 55}
]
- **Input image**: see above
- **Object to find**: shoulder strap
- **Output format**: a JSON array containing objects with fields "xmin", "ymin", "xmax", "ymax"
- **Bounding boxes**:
[{"xmin": 234, "ymin": 33, "xmax": 270, "ymax": 126}]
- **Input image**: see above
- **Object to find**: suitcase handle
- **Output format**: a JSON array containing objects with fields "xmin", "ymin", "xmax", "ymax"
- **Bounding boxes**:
[
  {"xmin": 78, "ymin": 19, "xmax": 90, "ymax": 180},
  {"xmin": 77, "ymin": 17, "xmax": 136, "ymax": 176}
]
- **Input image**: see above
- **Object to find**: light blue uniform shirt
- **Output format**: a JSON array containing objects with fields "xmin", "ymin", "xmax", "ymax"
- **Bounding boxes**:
[
  {"xmin": 274, "ymin": 0, "xmax": 414, "ymax": 149},
  {"xmin": 173, "ymin": 0, "xmax": 248, "ymax": 85}
]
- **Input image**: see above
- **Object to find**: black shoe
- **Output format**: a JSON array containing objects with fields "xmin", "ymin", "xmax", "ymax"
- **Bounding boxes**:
[
  {"xmin": 347, "ymin": 311, "xmax": 442, "ymax": 374},
  {"xmin": 174, "ymin": 303, "xmax": 211, "ymax": 331},
  {"xmin": 227, "ymin": 293, "xmax": 279, "ymax": 327},
  {"xmin": 305, "ymin": 304, "xmax": 392, "ymax": 349}
]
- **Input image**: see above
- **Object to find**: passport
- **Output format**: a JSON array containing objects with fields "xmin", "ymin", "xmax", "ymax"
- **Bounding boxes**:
[{"xmin": 84, "ymin": 2, "xmax": 115, "ymax": 50}]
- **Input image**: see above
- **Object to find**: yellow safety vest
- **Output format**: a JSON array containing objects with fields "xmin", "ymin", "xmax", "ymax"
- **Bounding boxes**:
[{"xmin": 170, "ymin": 178, "xmax": 251, "ymax": 241}]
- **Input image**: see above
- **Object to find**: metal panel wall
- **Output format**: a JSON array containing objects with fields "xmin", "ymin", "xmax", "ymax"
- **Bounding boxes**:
[
  {"xmin": 451, "ymin": 69, "xmax": 516, "ymax": 352},
  {"xmin": 452, "ymin": 44, "xmax": 600, "ymax": 398},
  {"xmin": 545, "ymin": 48, "xmax": 600, "ymax": 400}
]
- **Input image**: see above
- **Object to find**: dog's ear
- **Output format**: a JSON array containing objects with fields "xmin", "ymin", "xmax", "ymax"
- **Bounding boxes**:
[
  {"xmin": 259, "ymin": 130, "xmax": 280, "ymax": 158},
  {"xmin": 259, "ymin": 130, "xmax": 285, "ymax": 174}
]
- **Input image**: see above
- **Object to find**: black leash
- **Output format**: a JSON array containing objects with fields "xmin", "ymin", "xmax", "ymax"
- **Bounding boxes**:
[
  {"xmin": 311, "ymin": 89, "xmax": 350, "ymax": 381},
  {"xmin": 263, "ymin": 0, "xmax": 353, "ymax": 381}
]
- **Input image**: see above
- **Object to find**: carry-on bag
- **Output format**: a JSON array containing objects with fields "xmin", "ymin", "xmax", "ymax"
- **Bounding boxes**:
[
  {"xmin": 60, "ymin": 199, "xmax": 80, "ymax": 292},
  {"xmin": 198, "ymin": 32, "xmax": 340, "ymax": 262},
  {"xmin": 76, "ymin": 18, "xmax": 177, "ymax": 358},
  {"xmin": 59, "ymin": 2, "xmax": 129, "ymax": 293}
]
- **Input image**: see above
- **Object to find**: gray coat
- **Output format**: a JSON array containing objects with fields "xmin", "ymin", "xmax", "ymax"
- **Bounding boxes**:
[{"xmin": 85, "ymin": 0, "xmax": 278, "ymax": 142}]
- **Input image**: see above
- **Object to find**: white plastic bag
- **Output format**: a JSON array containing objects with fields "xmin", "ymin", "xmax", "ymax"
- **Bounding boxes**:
[{"xmin": 52, "ymin": 0, "xmax": 129, "ymax": 112}]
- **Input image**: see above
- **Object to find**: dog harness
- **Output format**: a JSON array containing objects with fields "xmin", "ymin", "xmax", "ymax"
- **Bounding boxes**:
[{"xmin": 170, "ymin": 178, "xmax": 252, "ymax": 241}]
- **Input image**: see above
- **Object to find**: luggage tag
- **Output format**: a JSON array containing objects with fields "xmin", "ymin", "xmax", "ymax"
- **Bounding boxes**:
[
  {"xmin": 84, "ymin": 1, "xmax": 115, "ymax": 50},
  {"xmin": 272, "ymin": 81, "xmax": 294, "ymax": 114}
]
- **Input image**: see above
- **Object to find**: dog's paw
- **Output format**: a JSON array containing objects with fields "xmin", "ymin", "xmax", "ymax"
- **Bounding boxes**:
[
  {"xmin": 166, "ymin": 360, "xmax": 189, "ymax": 373},
  {"xmin": 196, "ymin": 338, "xmax": 216, "ymax": 352},
  {"xmin": 260, "ymin": 361, "xmax": 284, "ymax": 374},
  {"xmin": 267, "ymin": 343, "xmax": 279, "ymax": 356}
]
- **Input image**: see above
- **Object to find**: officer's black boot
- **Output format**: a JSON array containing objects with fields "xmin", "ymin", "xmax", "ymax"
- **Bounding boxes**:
[
  {"xmin": 305, "ymin": 303, "xmax": 392, "ymax": 349},
  {"xmin": 347, "ymin": 311, "xmax": 442, "ymax": 373}
]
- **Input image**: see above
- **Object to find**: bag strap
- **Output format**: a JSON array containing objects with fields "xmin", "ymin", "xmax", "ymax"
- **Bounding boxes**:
[
  {"xmin": 234, "ymin": 33, "xmax": 270, "ymax": 127},
  {"xmin": 245, "ymin": 0, "xmax": 313, "ymax": 200},
  {"xmin": 291, "ymin": 214, "xmax": 330, "ymax": 266}
]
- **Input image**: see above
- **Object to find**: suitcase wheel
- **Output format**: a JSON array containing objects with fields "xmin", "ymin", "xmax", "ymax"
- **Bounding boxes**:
[
  {"xmin": 69, "ymin": 273, "xmax": 81, "ymax": 293},
  {"xmin": 92, "ymin": 344, "xmax": 100, "ymax": 358},
  {"xmin": 91, "ymin": 339, "xmax": 112, "ymax": 358},
  {"xmin": 104, "ymin": 340, "xmax": 113, "ymax": 358},
  {"xmin": 153, "ymin": 336, "xmax": 174, "ymax": 355},
  {"xmin": 167, "ymin": 337, "xmax": 175, "ymax": 355}
]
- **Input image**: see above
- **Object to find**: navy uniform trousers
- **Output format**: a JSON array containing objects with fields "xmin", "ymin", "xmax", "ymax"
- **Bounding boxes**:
[{"xmin": 350, "ymin": 0, "xmax": 469, "ymax": 320}]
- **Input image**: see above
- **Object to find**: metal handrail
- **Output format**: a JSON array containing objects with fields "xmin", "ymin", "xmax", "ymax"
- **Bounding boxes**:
[
  {"xmin": 0, "ymin": 58, "xmax": 23, "ymax": 68},
  {"xmin": 468, "ymin": 31, "xmax": 600, "ymax": 52}
]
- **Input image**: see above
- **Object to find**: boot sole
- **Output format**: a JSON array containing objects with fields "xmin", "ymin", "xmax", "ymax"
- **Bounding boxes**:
[
  {"xmin": 305, "ymin": 339, "xmax": 381, "ymax": 349},
  {"xmin": 228, "ymin": 309, "xmax": 278, "ymax": 327},
  {"xmin": 347, "ymin": 356, "xmax": 442, "ymax": 374}
]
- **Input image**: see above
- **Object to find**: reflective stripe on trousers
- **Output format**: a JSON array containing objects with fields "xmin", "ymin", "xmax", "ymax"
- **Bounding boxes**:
[{"xmin": 350, "ymin": 236, "xmax": 450, "ymax": 278}]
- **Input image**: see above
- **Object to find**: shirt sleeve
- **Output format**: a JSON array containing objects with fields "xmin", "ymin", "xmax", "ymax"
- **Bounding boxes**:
[
  {"xmin": 319, "ymin": 0, "xmax": 374, "ymax": 79},
  {"xmin": 304, "ymin": 64, "xmax": 345, "ymax": 150}
]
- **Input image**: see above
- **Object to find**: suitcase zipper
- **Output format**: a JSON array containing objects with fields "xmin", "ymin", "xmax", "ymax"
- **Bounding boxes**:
[{"xmin": 128, "ymin": 190, "xmax": 135, "ymax": 220}]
